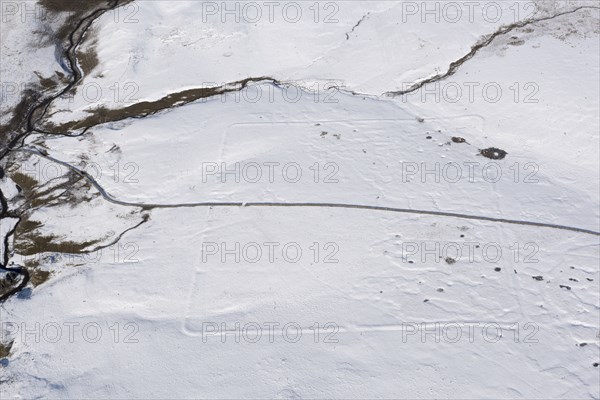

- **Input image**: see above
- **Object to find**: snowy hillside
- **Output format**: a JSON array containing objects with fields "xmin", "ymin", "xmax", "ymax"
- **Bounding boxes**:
[{"xmin": 1, "ymin": 1, "xmax": 599, "ymax": 398}]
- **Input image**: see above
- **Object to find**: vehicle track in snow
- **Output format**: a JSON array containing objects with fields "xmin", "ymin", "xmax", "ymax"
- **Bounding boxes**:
[{"xmin": 23, "ymin": 148, "xmax": 600, "ymax": 237}]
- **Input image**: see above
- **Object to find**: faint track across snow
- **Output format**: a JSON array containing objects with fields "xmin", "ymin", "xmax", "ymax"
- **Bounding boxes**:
[{"xmin": 23, "ymin": 148, "xmax": 600, "ymax": 237}]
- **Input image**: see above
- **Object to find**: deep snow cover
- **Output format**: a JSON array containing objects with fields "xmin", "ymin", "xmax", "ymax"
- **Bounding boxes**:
[{"xmin": 1, "ymin": 1, "xmax": 599, "ymax": 398}]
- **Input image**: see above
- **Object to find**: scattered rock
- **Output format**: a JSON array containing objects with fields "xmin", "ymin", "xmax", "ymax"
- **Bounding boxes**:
[
  {"xmin": 532, "ymin": 276, "xmax": 544, "ymax": 281},
  {"xmin": 445, "ymin": 257, "xmax": 456, "ymax": 265},
  {"xmin": 508, "ymin": 36, "xmax": 525, "ymax": 46},
  {"xmin": 480, "ymin": 147, "xmax": 507, "ymax": 160},
  {"xmin": 494, "ymin": 267, "xmax": 501, "ymax": 272},
  {"xmin": 451, "ymin": 137, "xmax": 466, "ymax": 143},
  {"xmin": 559, "ymin": 285, "xmax": 572, "ymax": 290}
]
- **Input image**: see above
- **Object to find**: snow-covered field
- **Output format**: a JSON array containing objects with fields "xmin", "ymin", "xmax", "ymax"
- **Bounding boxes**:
[{"xmin": 1, "ymin": 1, "xmax": 599, "ymax": 398}]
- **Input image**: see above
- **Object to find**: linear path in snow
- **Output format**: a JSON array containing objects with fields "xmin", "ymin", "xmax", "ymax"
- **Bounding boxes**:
[{"xmin": 24, "ymin": 148, "xmax": 600, "ymax": 237}]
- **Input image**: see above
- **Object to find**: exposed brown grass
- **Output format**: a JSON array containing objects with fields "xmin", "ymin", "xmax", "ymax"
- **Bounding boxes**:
[{"xmin": 0, "ymin": 341, "xmax": 13, "ymax": 358}]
